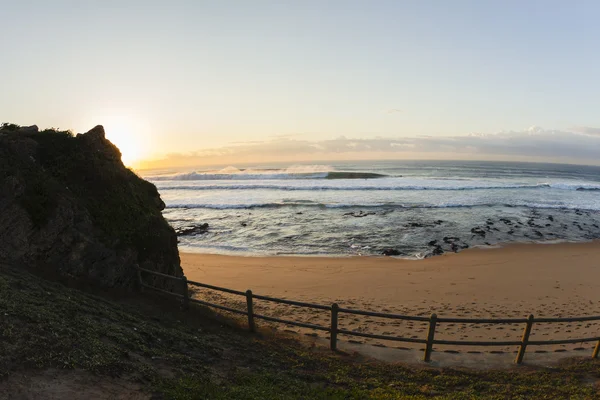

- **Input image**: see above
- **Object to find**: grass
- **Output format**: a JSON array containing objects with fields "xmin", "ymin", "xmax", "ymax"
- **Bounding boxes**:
[{"xmin": 0, "ymin": 265, "xmax": 599, "ymax": 399}]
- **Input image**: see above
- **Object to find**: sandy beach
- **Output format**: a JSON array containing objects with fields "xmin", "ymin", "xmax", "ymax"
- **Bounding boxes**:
[{"xmin": 181, "ymin": 242, "xmax": 600, "ymax": 355}]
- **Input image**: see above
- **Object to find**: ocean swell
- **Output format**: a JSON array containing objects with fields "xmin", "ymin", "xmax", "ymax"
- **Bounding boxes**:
[
  {"xmin": 144, "ymin": 165, "xmax": 372, "ymax": 181},
  {"xmin": 151, "ymin": 178, "xmax": 600, "ymax": 191},
  {"xmin": 154, "ymin": 183, "xmax": 555, "ymax": 191},
  {"xmin": 164, "ymin": 201, "xmax": 600, "ymax": 211}
]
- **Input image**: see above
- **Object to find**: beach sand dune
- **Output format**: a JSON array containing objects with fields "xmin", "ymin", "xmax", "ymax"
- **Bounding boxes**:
[{"xmin": 181, "ymin": 242, "xmax": 600, "ymax": 358}]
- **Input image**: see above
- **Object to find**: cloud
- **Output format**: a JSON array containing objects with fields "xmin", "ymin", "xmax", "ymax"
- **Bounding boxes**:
[
  {"xmin": 141, "ymin": 127, "xmax": 600, "ymax": 169},
  {"xmin": 572, "ymin": 126, "xmax": 600, "ymax": 136},
  {"xmin": 267, "ymin": 133, "xmax": 304, "ymax": 139},
  {"xmin": 384, "ymin": 108, "xmax": 403, "ymax": 114}
]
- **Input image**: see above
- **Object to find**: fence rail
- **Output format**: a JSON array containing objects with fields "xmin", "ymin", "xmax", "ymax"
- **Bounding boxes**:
[{"xmin": 137, "ymin": 266, "xmax": 600, "ymax": 363}]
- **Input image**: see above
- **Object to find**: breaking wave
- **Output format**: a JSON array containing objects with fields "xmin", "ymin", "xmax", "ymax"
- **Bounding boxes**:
[
  {"xmin": 153, "ymin": 182, "xmax": 600, "ymax": 191},
  {"xmin": 164, "ymin": 201, "xmax": 600, "ymax": 211},
  {"xmin": 146, "ymin": 166, "xmax": 388, "ymax": 181}
]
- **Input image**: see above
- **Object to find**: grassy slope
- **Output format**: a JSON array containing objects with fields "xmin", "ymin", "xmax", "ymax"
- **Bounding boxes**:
[{"xmin": 0, "ymin": 266, "xmax": 599, "ymax": 399}]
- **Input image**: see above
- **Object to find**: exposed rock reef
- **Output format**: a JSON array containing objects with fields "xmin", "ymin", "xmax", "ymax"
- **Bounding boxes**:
[
  {"xmin": 0, "ymin": 123, "xmax": 182, "ymax": 289},
  {"xmin": 175, "ymin": 223, "xmax": 209, "ymax": 236}
]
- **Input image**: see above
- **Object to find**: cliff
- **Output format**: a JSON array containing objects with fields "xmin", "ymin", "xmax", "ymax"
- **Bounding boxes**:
[{"xmin": 0, "ymin": 123, "xmax": 182, "ymax": 288}]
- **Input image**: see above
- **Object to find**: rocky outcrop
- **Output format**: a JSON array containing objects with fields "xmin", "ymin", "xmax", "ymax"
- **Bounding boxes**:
[
  {"xmin": 176, "ymin": 223, "xmax": 209, "ymax": 236},
  {"xmin": 381, "ymin": 248, "xmax": 402, "ymax": 256},
  {"xmin": 0, "ymin": 124, "xmax": 182, "ymax": 289}
]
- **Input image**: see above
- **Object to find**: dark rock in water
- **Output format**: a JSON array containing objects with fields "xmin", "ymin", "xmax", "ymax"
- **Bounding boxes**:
[
  {"xmin": 343, "ymin": 210, "xmax": 376, "ymax": 218},
  {"xmin": 443, "ymin": 236, "xmax": 460, "ymax": 243},
  {"xmin": 507, "ymin": 229, "xmax": 515, "ymax": 235},
  {"xmin": 296, "ymin": 212, "xmax": 303, "ymax": 215},
  {"xmin": 382, "ymin": 248, "xmax": 402, "ymax": 256},
  {"xmin": 534, "ymin": 230, "xmax": 543, "ymax": 237},
  {"xmin": 428, "ymin": 240, "xmax": 438, "ymax": 246},
  {"xmin": 434, "ymin": 220, "xmax": 444, "ymax": 225},
  {"xmin": 0, "ymin": 124, "xmax": 182, "ymax": 290},
  {"xmin": 470, "ymin": 227, "xmax": 486, "ymax": 237},
  {"xmin": 176, "ymin": 223, "xmax": 209, "ymax": 236},
  {"xmin": 432, "ymin": 245, "xmax": 444, "ymax": 256},
  {"xmin": 241, "ymin": 222, "xmax": 248, "ymax": 227},
  {"xmin": 547, "ymin": 215, "xmax": 554, "ymax": 222},
  {"xmin": 450, "ymin": 242, "xmax": 469, "ymax": 253}
]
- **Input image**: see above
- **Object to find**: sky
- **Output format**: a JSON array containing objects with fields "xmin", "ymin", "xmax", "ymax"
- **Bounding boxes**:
[{"xmin": 2, "ymin": 0, "xmax": 600, "ymax": 168}]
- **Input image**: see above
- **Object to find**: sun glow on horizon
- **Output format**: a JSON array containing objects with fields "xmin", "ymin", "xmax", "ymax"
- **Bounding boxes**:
[{"xmin": 97, "ymin": 116, "xmax": 149, "ymax": 168}]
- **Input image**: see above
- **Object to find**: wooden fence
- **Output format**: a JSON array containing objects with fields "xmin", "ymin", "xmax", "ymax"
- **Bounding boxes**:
[{"xmin": 137, "ymin": 266, "xmax": 600, "ymax": 364}]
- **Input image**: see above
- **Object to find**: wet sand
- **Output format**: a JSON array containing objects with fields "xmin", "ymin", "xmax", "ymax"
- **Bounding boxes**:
[{"xmin": 181, "ymin": 241, "xmax": 600, "ymax": 356}]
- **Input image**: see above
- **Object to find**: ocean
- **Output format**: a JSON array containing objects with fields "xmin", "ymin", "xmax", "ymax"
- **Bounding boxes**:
[{"xmin": 143, "ymin": 160, "xmax": 600, "ymax": 258}]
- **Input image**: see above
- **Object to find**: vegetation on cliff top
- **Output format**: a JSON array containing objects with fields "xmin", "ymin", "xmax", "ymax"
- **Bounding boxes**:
[{"xmin": 1, "ymin": 265, "xmax": 598, "ymax": 399}]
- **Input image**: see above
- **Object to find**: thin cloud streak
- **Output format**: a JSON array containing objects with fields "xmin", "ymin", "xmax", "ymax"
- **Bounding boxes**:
[
  {"xmin": 384, "ymin": 108, "xmax": 403, "ymax": 114},
  {"xmin": 572, "ymin": 126, "xmax": 600, "ymax": 136}
]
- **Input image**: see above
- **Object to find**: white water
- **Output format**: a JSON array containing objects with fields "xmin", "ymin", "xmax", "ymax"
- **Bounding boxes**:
[{"xmin": 144, "ymin": 161, "xmax": 600, "ymax": 256}]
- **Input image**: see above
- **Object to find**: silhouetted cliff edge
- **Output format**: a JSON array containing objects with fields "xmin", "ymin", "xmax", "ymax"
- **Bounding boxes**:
[{"xmin": 0, "ymin": 123, "xmax": 182, "ymax": 288}]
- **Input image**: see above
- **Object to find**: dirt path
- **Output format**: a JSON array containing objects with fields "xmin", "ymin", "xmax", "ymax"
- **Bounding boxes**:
[{"xmin": 0, "ymin": 369, "xmax": 148, "ymax": 400}]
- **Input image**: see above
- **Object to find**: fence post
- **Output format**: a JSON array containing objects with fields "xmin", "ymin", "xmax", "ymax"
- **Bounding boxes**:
[
  {"xmin": 246, "ymin": 290, "xmax": 256, "ymax": 332},
  {"xmin": 181, "ymin": 276, "xmax": 189, "ymax": 310},
  {"xmin": 515, "ymin": 314, "xmax": 534, "ymax": 364},
  {"xmin": 135, "ymin": 264, "xmax": 143, "ymax": 292},
  {"xmin": 423, "ymin": 313, "xmax": 437, "ymax": 362},
  {"xmin": 593, "ymin": 340, "xmax": 600, "ymax": 359},
  {"xmin": 330, "ymin": 303, "xmax": 339, "ymax": 351}
]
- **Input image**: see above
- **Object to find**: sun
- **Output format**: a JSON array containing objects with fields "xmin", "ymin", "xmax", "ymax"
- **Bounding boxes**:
[{"xmin": 101, "ymin": 117, "xmax": 146, "ymax": 167}]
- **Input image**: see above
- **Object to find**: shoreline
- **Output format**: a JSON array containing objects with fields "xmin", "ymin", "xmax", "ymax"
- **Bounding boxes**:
[
  {"xmin": 178, "ymin": 237, "xmax": 589, "ymax": 259},
  {"xmin": 180, "ymin": 241, "xmax": 600, "ymax": 354}
]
